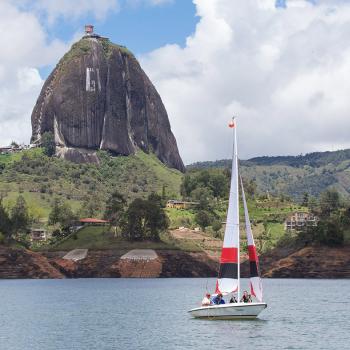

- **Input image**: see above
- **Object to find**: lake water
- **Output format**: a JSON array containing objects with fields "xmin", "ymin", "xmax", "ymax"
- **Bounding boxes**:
[{"xmin": 0, "ymin": 278, "xmax": 349, "ymax": 350}]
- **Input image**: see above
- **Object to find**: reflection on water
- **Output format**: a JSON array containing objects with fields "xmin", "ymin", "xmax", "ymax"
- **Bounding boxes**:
[{"xmin": 0, "ymin": 278, "xmax": 349, "ymax": 350}]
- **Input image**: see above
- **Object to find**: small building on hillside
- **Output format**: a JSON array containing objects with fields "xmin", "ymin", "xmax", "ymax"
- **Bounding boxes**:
[
  {"xmin": 0, "ymin": 144, "xmax": 32, "ymax": 154},
  {"xmin": 166, "ymin": 200, "xmax": 198, "ymax": 210},
  {"xmin": 30, "ymin": 228, "xmax": 50, "ymax": 241},
  {"xmin": 284, "ymin": 212, "xmax": 318, "ymax": 231},
  {"xmin": 0, "ymin": 146, "xmax": 13, "ymax": 154},
  {"xmin": 79, "ymin": 218, "xmax": 110, "ymax": 226}
]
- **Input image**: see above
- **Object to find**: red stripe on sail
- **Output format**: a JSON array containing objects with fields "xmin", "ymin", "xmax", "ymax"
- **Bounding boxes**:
[
  {"xmin": 248, "ymin": 245, "xmax": 258, "ymax": 262},
  {"xmin": 250, "ymin": 282, "xmax": 256, "ymax": 297},
  {"xmin": 215, "ymin": 280, "xmax": 220, "ymax": 294},
  {"xmin": 220, "ymin": 247, "xmax": 238, "ymax": 263}
]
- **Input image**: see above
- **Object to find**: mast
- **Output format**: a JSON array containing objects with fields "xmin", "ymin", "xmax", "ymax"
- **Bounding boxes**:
[
  {"xmin": 215, "ymin": 117, "xmax": 240, "ymax": 296},
  {"xmin": 232, "ymin": 117, "xmax": 240, "ymax": 302}
]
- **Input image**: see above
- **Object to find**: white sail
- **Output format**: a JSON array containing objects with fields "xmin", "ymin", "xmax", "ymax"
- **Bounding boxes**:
[
  {"xmin": 240, "ymin": 177, "xmax": 263, "ymax": 302},
  {"xmin": 216, "ymin": 118, "xmax": 239, "ymax": 295}
]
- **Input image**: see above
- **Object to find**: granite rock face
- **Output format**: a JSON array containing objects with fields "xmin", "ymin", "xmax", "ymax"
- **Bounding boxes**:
[{"xmin": 31, "ymin": 36, "xmax": 185, "ymax": 171}]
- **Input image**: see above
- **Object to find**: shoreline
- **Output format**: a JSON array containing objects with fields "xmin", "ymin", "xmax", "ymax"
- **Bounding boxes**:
[{"xmin": 1, "ymin": 245, "xmax": 349, "ymax": 279}]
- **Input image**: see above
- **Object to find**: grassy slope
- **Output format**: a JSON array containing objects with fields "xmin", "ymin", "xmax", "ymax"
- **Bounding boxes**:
[
  {"xmin": 0, "ymin": 149, "xmax": 182, "ymax": 221},
  {"xmin": 188, "ymin": 150, "xmax": 350, "ymax": 199},
  {"xmin": 48, "ymin": 226, "xmax": 177, "ymax": 251},
  {"xmin": 240, "ymin": 163, "xmax": 350, "ymax": 200},
  {"xmin": 166, "ymin": 196, "xmax": 306, "ymax": 250},
  {"xmin": 44, "ymin": 224, "xmax": 206, "ymax": 253}
]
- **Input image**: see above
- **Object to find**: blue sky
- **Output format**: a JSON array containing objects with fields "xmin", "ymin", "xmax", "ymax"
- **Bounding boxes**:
[{"xmin": 34, "ymin": 1, "xmax": 198, "ymax": 79}]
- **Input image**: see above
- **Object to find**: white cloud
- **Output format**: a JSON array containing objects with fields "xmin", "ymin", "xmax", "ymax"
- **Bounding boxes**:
[
  {"xmin": 32, "ymin": 0, "xmax": 120, "ymax": 24},
  {"xmin": 0, "ymin": 1, "xmax": 71, "ymax": 146},
  {"xmin": 140, "ymin": 0, "xmax": 350, "ymax": 164},
  {"xmin": 0, "ymin": 0, "xmax": 123, "ymax": 147}
]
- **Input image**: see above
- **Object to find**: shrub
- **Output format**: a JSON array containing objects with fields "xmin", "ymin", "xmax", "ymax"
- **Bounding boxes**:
[{"xmin": 41, "ymin": 132, "xmax": 56, "ymax": 157}]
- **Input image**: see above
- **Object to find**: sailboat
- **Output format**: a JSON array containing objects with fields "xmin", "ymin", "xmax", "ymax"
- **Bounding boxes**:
[{"xmin": 188, "ymin": 118, "xmax": 267, "ymax": 319}]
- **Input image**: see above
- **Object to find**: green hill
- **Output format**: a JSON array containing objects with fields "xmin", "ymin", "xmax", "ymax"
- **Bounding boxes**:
[
  {"xmin": 47, "ymin": 226, "xmax": 176, "ymax": 251},
  {"xmin": 0, "ymin": 149, "xmax": 182, "ymax": 221},
  {"xmin": 187, "ymin": 149, "xmax": 350, "ymax": 199}
]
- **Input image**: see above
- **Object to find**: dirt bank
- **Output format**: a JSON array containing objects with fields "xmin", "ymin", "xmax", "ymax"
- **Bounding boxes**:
[
  {"xmin": 260, "ymin": 245, "xmax": 350, "ymax": 278},
  {"xmin": 1, "ymin": 244, "xmax": 349, "ymax": 279},
  {"xmin": 43, "ymin": 249, "xmax": 218, "ymax": 278},
  {"xmin": 0, "ymin": 246, "xmax": 64, "ymax": 279}
]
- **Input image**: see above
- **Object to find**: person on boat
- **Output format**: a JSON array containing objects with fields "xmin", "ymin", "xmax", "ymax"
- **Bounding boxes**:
[
  {"xmin": 201, "ymin": 293, "xmax": 212, "ymax": 306},
  {"xmin": 241, "ymin": 290, "xmax": 252, "ymax": 303},
  {"xmin": 229, "ymin": 295, "xmax": 237, "ymax": 303},
  {"xmin": 212, "ymin": 293, "xmax": 225, "ymax": 305}
]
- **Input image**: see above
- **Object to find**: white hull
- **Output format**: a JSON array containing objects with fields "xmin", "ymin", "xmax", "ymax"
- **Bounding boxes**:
[{"xmin": 188, "ymin": 302, "xmax": 267, "ymax": 320}]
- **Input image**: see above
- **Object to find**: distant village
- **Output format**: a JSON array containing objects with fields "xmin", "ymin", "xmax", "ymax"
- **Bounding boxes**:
[{"xmin": 0, "ymin": 142, "xmax": 37, "ymax": 155}]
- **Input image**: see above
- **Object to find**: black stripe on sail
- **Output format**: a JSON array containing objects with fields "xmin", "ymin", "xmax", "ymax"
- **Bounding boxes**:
[
  {"xmin": 218, "ymin": 263, "xmax": 238, "ymax": 279},
  {"xmin": 249, "ymin": 261, "xmax": 259, "ymax": 278}
]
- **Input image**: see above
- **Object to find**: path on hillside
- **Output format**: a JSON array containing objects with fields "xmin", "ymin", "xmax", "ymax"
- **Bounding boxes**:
[
  {"xmin": 120, "ymin": 249, "xmax": 158, "ymax": 261},
  {"xmin": 63, "ymin": 249, "xmax": 88, "ymax": 262},
  {"xmin": 117, "ymin": 249, "xmax": 162, "ymax": 277}
]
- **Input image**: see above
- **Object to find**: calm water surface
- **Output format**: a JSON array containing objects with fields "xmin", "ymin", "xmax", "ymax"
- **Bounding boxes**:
[{"xmin": 0, "ymin": 278, "xmax": 349, "ymax": 350}]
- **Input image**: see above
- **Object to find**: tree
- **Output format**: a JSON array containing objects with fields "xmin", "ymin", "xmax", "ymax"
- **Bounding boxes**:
[
  {"xmin": 319, "ymin": 189, "xmax": 340, "ymax": 217},
  {"xmin": 308, "ymin": 196, "xmax": 318, "ymax": 214},
  {"xmin": 48, "ymin": 198, "xmax": 61, "ymax": 225},
  {"xmin": 301, "ymin": 192, "xmax": 309, "ymax": 207},
  {"xmin": 180, "ymin": 173, "xmax": 197, "ymax": 198},
  {"xmin": 310, "ymin": 219, "xmax": 344, "ymax": 246},
  {"xmin": 162, "ymin": 185, "xmax": 167, "ymax": 200},
  {"xmin": 0, "ymin": 231, "xmax": 5, "ymax": 244},
  {"xmin": 81, "ymin": 195, "xmax": 101, "ymax": 218},
  {"xmin": 49, "ymin": 199, "xmax": 76, "ymax": 228},
  {"xmin": 121, "ymin": 195, "xmax": 169, "ymax": 241},
  {"xmin": 145, "ymin": 193, "xmax": 169, "ymax": 241},
  {"xmin": 212, "ymin": 220, "xmax": 222, "ymax": 238},
  {"xmin": 121, "ymin": 198, "xmax": 145, "ymax": 241},
  {"xmin": 148, "ymin": 193, "xmax": 162, "ymax": 207},
  {"xmin": 223, "ymin": 167, "xmax": 231, "ymax": 180},
  {"xmin": 195, "ymin": 210, "xmax": 211, "ymax": 231},
  {"xmin": 41, "ymin": 132, "xmax": 56, "ymax": 157},
  {"xmin": 197, "ymin": 170, "xmax": 211, "ymax": 187},
  {"xmin": 209, "ymin": 173, "xmax": 227, "ymax": 198},
  {"xmin": 191, "ymin": 187, "xmax": 213, "ymax": 210},
  {"xmin": 11, "ymin": 195, "xmax": 30, "ymax": 233},
  {"xmin": 0, "ymin": 199, "xmax": 12, "ymax": 239},
  {"xmin": 104, "ymin": 190, "xmax": 126, "ymax": 226},
  {"xmin": 242, "ymin": 178, "xmax": 257, "ymax": 199},
  {"xmin": 10, "ymin": 141, "xmax": 19, "ymax": 149}
]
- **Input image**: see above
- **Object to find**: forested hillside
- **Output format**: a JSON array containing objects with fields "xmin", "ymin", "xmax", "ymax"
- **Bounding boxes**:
[
  {"xmin": 188, "ymin": 149, "xmax": 350, "ymax": 199},
  {"xmin": 0, "ymin": 149, "xmax": 182, "ymax": 222}
]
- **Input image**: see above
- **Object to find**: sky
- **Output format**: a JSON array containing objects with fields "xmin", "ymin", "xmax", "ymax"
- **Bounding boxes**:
[{"xmin": 1, "ymin": 0, "xmax": 350, "ymax": 164}]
